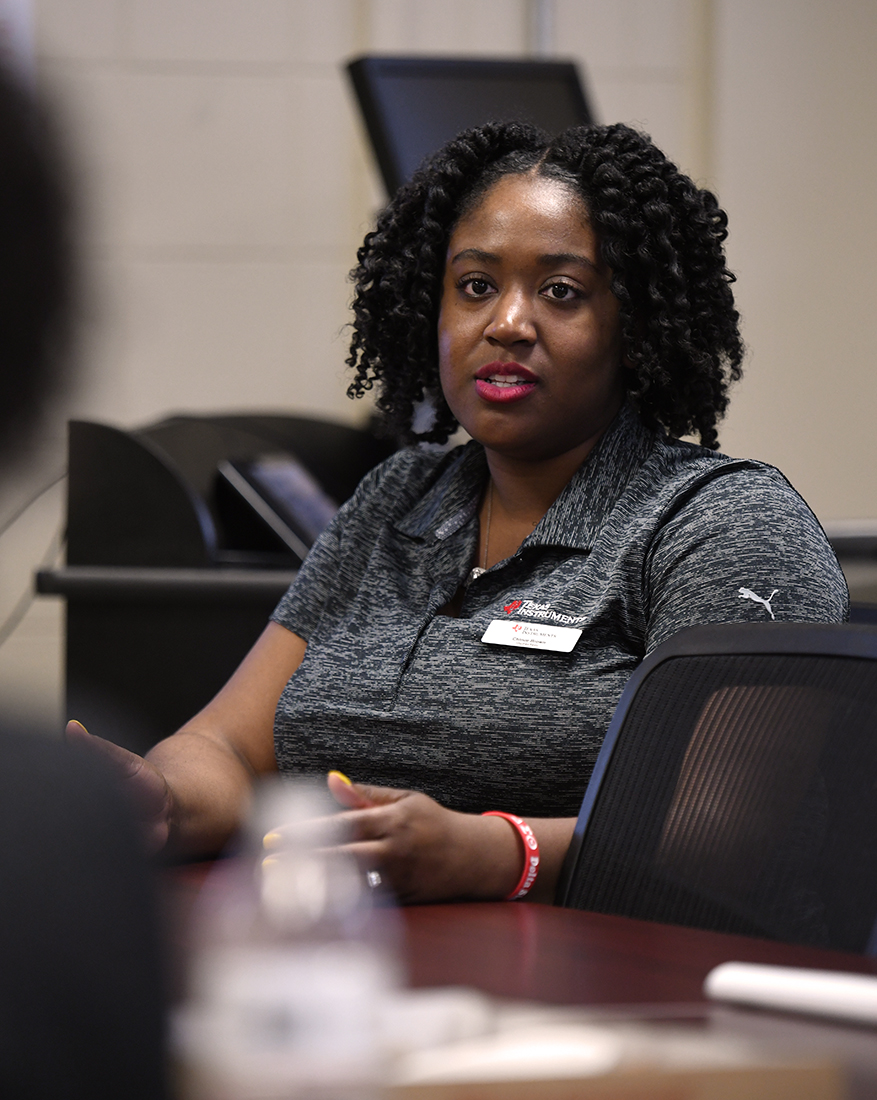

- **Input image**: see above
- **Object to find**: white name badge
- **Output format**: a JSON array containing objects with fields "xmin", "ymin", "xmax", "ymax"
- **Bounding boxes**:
[{"xmin": 481, "ymin": 619, "xmax": 582, "ymax": 653}]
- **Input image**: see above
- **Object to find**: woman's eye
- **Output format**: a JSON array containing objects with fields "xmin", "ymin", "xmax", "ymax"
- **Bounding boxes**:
[
  {"xmin": 544, "ymin": 282, "xmax": 579, "ymax": 301},
  {"xmin": 461, "ymin": 277, "xmax": 492, "ymax": 297}
]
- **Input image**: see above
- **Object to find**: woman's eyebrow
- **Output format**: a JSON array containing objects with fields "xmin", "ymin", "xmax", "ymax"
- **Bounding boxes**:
[
  {"xmin": 539, "ymin": 252, "xmax": 599, "ymax": 273},
  {"xmin": 450, "ymin": 247, "xmax": 598, "ymax": 273},
  {"xmin": 450, "ymin": 247, "xmax": 500, "ymax": 265}
]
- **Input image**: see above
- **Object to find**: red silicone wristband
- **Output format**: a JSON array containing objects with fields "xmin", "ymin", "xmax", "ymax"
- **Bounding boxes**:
[{"xmin": 482, "ymin": 811, "xmax": 540, "ymax": 900}]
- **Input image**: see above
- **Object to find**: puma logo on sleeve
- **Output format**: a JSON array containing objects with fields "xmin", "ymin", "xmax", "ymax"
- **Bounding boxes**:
[{"xmin": 738, "ymin": 586, "xmax": 779, "ymax": 620}]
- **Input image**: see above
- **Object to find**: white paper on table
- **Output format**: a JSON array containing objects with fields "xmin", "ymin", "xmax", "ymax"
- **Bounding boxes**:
[{"xmin": 705, "ymin": 961, "xmax": 877, "ymax": 1025}]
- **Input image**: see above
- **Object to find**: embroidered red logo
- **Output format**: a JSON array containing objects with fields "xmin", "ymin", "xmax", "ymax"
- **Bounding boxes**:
[{"xmin": 504, "ymin": 600, "xmax": 523, "ymax": 614}]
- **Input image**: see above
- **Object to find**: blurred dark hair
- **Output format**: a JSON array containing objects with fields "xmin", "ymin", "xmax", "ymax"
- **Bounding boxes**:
[
  {"xmin": 0, "ymin": 64, "xmax": 74, "ymax": 462},
  {"xmin": 348, "ymin": 121, "xmax": 743, "ymax": 450}
]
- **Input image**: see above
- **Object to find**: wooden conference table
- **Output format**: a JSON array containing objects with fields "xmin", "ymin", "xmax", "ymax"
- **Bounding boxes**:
[
  {"xmin": 402, "ymin": 900, "xmax": 877, "ymax": 1004},
  {"xmin": 166, "ymin": 870, "xmax": 877, "ymax": 1097}
]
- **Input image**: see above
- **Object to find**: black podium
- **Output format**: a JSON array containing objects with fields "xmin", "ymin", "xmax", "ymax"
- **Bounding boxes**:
[{"xmin": 38, "ymin": 413, "xmax": 394, "ymax": 755}]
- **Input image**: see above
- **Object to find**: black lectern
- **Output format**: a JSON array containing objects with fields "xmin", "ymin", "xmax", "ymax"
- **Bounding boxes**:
[{"xmin": 38, "ymin": 414, "xmax": 394, "ymax": 755}]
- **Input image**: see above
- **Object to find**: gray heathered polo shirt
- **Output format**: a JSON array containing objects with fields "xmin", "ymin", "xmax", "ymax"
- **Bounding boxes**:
[{"xmin": 271, "ymin": 404, "xmax": 848, "ymax": 819}]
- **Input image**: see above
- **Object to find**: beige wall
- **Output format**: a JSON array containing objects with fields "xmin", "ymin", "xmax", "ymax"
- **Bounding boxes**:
[
  {"xmin": 715, "ymin": 0, "xmax": 877, "ymax": 521},
  {"xmin": 30, "ymin": 0, "xmax": 877, "ymax": 520},
  {"xmin": 2, "ymin": 0, "xmax": 877, "ymax": 722},
  {"xmin": 33, "ymin": 0, "xmax": 706, "ymax": 433}
]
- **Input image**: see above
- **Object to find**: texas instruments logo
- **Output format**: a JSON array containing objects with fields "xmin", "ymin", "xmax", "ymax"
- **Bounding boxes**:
[{"xmin": 502, "ymin": 597, "xmax": 587, "ymax": 627}]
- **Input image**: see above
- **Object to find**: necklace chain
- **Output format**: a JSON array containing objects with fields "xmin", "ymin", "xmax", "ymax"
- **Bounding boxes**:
[
  {"xmin": 465, "ymin": 480, "xmax": 492, "ymax": 588},
  {"xmin": 481, "ymin": 479, "xmax": 493, "ymax": 570}
]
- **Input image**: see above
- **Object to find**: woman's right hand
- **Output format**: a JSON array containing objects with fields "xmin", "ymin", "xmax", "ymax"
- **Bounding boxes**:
[
  {"xmin": 65, "ymin": 720, "xmax": 173, "ymax": 853},
  {"xmin": 62, "ymin": 625, "xmax": 305, "ymax": 859}
]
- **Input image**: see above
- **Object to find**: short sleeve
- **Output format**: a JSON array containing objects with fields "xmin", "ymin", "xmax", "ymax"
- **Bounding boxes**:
[
  {"xmin": 644, "ymin": 466, "xmax": 849, "ymax": 651},
  {"xmin": 270, "ymin": 514, "xmax": 342, "ymax": 640},
  {"xmin": 270, "ymin": 453, "xmax": 392, "ymax": 639},
  {"xmin": 269, "ymin": 445, "xmax": 445, "ymax": 641}
]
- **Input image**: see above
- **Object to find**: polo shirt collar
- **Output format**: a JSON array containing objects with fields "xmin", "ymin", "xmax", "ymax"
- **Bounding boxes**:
[
  {"xmin": 530, "ymin": 402, "xmax": 656, "ymax": 551},
  {"xmin": 394, "ymin": 402, "xmax": 656, "ymax": 550},
  {"xmin": 393, "ymin": 443, "xmax": 488, "ymax": 542}
]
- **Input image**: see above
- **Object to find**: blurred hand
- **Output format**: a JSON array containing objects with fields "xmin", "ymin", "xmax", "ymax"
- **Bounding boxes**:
[
  {"xmin": 65, "ymin": 721, "xmax": 172, "ymax": 853},
  {"xmin": 324, "ymin": 772, "xmax": 519, "ymax": 904}
]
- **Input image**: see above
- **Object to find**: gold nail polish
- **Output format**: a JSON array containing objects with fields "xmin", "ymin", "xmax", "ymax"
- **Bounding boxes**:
[{"xmin": 328, "ymin": 769, "xmax": 353, "ymax": 786}]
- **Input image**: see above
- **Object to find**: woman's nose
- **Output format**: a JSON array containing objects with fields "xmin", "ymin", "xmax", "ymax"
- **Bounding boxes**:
[{"xmin": 484, "ymin": 290, "xmax": 536, "ymax": 345}]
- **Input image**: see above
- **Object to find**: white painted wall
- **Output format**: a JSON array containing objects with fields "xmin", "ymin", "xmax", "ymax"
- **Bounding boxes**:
[{"xmin": 3, "ymin": 0, "xmax": 877, "ymax": 722}]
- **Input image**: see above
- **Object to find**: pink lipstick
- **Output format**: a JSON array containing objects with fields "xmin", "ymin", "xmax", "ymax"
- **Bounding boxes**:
[{"xmin": 474, "ymin": 361, "xmax": 538, "ymax": 404}]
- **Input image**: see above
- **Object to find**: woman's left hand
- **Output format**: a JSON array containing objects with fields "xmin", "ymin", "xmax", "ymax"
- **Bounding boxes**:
[{"xmin": 325, "ymin": 771, "xmax": 574, "ymax": 905}]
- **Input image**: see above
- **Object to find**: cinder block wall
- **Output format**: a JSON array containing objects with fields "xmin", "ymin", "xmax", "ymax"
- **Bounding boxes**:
[
  {"xmin": 34, "ymin": 0, "xmax": 704, "ymax": 432},
  {"xmin": 2, "ymin": 0, "xmax": 876, "ymax": 724}
]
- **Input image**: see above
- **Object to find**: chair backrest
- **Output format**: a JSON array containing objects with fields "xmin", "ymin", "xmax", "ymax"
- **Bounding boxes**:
[{"xmin": 555, "ymin": 623, "xmax": 877, "ymax": 954}]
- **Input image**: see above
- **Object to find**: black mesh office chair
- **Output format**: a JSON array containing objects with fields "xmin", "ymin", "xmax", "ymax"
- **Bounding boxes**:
[{"xmin": 555, "ymin": 623, "xmax": 877, "ymax": 954}]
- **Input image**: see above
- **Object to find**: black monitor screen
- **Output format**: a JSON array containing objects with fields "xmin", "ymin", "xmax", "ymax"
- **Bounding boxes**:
[{"xmin": 347, "ymin": 56, "xmax": 593, "ymax": 194}]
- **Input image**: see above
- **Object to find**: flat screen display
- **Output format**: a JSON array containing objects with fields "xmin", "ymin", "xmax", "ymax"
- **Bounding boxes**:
[
  {"xmin": 218, "ymin": 454, "xmax": 338, "ymax": 563},
  {"xmin": 347, "ymin": 56, "xmax": 593, "ymax": 193}
]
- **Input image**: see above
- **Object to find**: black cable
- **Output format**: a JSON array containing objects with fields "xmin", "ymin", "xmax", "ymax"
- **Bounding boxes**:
[
  {"xmin": 0, "ymin": 585, "xmax": 37, "ymax": 652},
  {"xmin": 0, "ymin": 467, "xmax": 66, "ymax": 542},
  {"xmin": 0, "ymin": 519, "xmax": 65, "ymax": 652}
]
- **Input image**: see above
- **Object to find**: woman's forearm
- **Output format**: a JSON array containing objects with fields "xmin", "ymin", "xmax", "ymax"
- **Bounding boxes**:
[
  {"xmin": 146, "ymin": 728, "xmax": 257, "ymax": 858},
  {"xmin": 147, "ymin": 623, "xmax": 306, "ymax": 858}
]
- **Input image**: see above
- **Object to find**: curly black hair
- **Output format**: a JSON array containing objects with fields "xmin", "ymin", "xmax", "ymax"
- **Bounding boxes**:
[
  {"xmin": 348, "ymin": 121, "xmax": 742, "ymax": 450},
  {"xmin": 0, "ymin": 64, "xmax": 74, "ymax": 464}
]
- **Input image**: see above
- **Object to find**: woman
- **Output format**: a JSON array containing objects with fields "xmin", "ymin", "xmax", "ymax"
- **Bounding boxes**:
[{"xmin": 70, "ymin": 122, "xmax": 847, "ymax": 905}]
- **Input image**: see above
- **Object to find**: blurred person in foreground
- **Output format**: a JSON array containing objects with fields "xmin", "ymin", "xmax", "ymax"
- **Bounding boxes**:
[{"xmin": 0, "ymin": 64, "xmax": 167, "ymax": 1100}]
